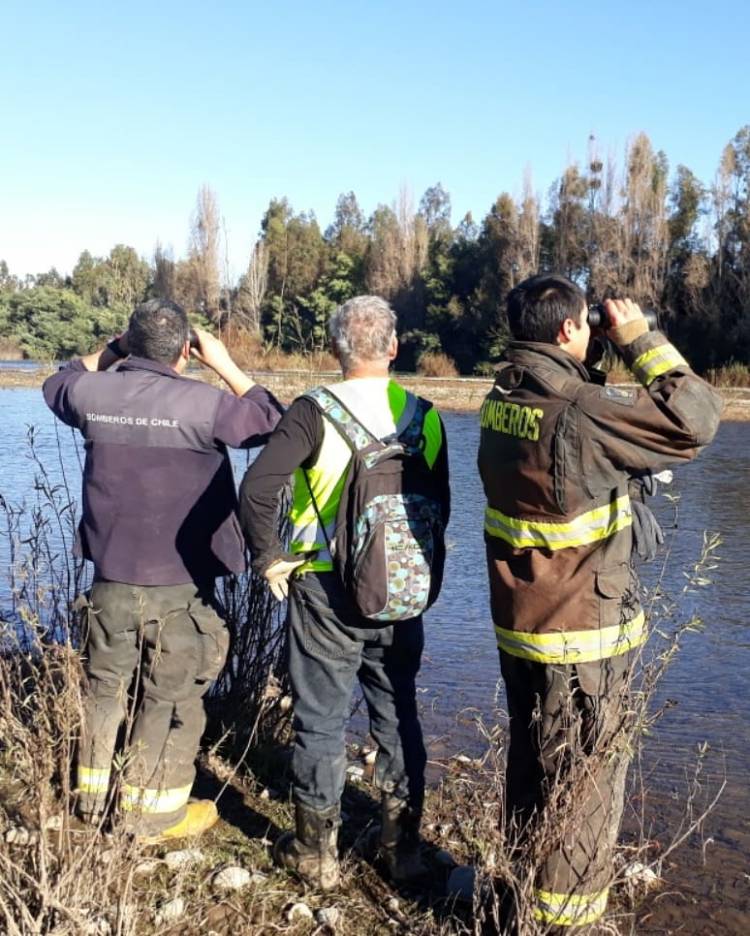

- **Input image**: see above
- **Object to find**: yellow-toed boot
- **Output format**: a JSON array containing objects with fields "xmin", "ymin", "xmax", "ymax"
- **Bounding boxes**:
[{"xmin": 140, "ymin": 800, "xmax": 219, "ymax": 845}]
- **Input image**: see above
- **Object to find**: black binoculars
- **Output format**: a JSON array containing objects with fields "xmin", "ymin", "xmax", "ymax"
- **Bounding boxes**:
[
  {"xmin": 588, "ymin": 304, "xmax": 658, "ymax": 330},
  {"xmin": 189, "ymin": 328, "xmax": 200, "ymax": 350}
]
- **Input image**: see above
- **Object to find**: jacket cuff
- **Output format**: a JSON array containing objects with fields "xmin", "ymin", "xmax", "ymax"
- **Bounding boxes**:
[
  {"xmin": 620, "ymin": 331, "xmax": 690, "ymax": 387},
  {"xmin": 609, "ymin": 319, "xmax": 649, "ymax": 346},
  {"xmin": 251, "ymin": 550, "xmax": 287, "ymax": 577}
]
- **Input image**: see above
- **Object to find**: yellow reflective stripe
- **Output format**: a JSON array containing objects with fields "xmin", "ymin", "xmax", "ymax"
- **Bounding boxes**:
[
  {"xmin": 495, "ymin": 612, "xmax": 645, "ymax": 664},
  {"xmin": 485, "ymin": 495, "xmax": 632, "ymax": 551},
  {"xmin": 77, "ymin": 765, "xmax": 111, "ymax": 794},
  {"xmin": 120, "ymin": 783, "xmax": 192, "ymax": 815},
  {"xmin": 534, "ymin": 887, "xmax": 609, "ymax": 926},
  {"xmin": 631, "ymin": 343, "xmax": 687, "ymax": 385}
]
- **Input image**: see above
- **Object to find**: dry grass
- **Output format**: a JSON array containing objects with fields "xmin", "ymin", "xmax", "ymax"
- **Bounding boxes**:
[
  {"xmin": 0, "ymin": 438, "xmax": 726, "ymax": 934},
  {"xmin": 705, "ymin": 361, "xmax": 750, "ymax": 387},
  {"xmin": 605, "ymin": 361, "xmax": 633, "ymax": 385},
  {"xmin": 222, "ymin": 329, "xmax": 339, "ymax": 375},
  {"xmin": 0, "ymin": 338, "xmax": 23, "ymax": 360},
  {"xmin": 417, "ymin": 353, "xmax": 459, "ymax": 378}
]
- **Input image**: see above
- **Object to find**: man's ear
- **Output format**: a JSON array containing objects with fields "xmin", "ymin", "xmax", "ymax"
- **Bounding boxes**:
[
  {"xmin": 387, "ymin": 334, "xmax": 398, "ymax": 360},
  {"xmin": 558, "ymin": 318, "xmax": 575, "ymax": 345}
]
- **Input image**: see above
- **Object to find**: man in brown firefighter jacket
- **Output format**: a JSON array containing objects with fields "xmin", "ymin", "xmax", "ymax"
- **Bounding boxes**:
[{"xmin": 477, "ymin": 274, "xmax": 722, "ymax": 930}]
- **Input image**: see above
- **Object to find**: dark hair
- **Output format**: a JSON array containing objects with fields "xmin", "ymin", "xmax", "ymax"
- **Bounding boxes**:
[
  {"xmin": 128, "ymin": 299, "xmax": 189, "ymax": 364},
  {"xmin": 507, "ymin": 274, "xmax": 586, "ymax": 343}
]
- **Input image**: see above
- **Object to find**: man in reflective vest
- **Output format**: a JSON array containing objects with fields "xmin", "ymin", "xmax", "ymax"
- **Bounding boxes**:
[
  {"xmin": 240, "ymin": 295, "xmax": 450, "ymax": 890},
  {"xmin": 477, "ymin": 275, "xmax": 722, "ymax": 929},
  {"xmin": 43, "ymin": 299, "xmax": 282, "ymax": 840}
]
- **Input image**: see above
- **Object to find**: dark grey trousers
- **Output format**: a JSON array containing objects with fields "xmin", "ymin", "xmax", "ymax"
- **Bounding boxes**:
[
  {"xmin": 500, "ymin": 652, "xmax": 632, "ymax": 928},
  {"xmin": 287, "ymin": 573, "xmax": 426, "ymax": 813},
  {"xmin": 77, "ymin": 580, "xmax": 228, "ymax": 832}
]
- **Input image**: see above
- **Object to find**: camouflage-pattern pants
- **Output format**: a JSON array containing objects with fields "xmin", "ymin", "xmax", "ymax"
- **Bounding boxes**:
[
  {"xmin": 500, "ymin": 651, "xmax": 632, "ymax": 930},
  {"xmin": 77, "ymin": 581, "xmax": 229, "ymax": 833}
]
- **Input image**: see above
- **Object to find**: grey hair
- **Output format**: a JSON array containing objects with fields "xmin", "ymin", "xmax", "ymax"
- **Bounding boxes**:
[
  {"xmin": 128, "ymin": 298, "xmax": 189, "ymax": 364},
  {"xmin": 328, "ymin": 296, "xmax": 397, "ymax": 372}
]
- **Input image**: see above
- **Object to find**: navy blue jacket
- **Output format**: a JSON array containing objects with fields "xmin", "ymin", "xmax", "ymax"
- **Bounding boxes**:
[{"xmin": 43, "ymin": 357, "xmax": 283, "ymax": 586}]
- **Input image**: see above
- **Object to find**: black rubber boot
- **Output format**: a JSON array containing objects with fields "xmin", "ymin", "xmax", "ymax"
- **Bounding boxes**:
[
  {"xmin": 379, "ymin": 794, "xmax": 429, "ymax": 884},
  {"xmin": 273, "ymin": 802, "xmax": 341, "ymax": 891}
]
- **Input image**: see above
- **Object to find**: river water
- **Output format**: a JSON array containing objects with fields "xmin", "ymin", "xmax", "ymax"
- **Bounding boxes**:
[{"xmin": 0, "ymin": 383, "xmax": 748, "ymax": 931}]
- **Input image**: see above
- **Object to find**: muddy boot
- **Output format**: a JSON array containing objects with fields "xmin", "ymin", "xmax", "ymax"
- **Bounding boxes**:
[
  {"xmin": 379, "ymin": 794, "xmax": 429, "ymax": 884},
  {"xmin": 273, "ymin": 802, "xmax": 341, "ymax": 891}
]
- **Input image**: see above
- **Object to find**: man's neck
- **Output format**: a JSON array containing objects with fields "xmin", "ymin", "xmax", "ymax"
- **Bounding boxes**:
[{"xmin": 341, "ymin": 364, "xmax": 390, "ymax": 380}]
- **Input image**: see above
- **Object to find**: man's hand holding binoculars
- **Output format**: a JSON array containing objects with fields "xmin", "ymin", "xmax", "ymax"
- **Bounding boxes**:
[
  {"xmin": 586, "ymin": 298, "xmax": 656, "ymax": 351},
  {"xmin": 189, "ymin": 328, "xmax": 255, "ymax": 398}
]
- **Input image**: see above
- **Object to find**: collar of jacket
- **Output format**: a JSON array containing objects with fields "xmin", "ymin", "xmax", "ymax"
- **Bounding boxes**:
[
  {"xmin": 504, "ymin": 341, "xmax": 592, "ymax": 382},
  {"xmin": 117, "ymin": 356, "xmax": 186, "ymax": 380}
]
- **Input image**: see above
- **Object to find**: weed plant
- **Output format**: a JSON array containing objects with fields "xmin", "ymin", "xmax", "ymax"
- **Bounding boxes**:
[{"xmin": 417, "ymin": 354, "xmax": 460, "ymax": 379}]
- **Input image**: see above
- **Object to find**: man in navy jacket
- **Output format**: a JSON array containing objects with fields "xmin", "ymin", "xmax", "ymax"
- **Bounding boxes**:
[{"xmin": 44, "ymin": 298, "xmax": 282, "ymax": 840}]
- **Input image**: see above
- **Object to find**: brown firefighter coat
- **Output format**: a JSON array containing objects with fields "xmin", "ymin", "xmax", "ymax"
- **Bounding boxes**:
[{"xmin": 477, "ymin": 327, "xmax": 723, "ymax": 665}]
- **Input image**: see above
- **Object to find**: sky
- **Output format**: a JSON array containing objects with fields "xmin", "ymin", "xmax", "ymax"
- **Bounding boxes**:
[{"xmin": 1, "ymin": 0, "xmax": 748, "ymax": 279}]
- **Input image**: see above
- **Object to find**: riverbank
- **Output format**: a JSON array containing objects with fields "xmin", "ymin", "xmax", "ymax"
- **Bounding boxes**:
[
  {"xmin": 2, "ymin": 365, "xmax": 750, "ymax": 419},
  {"xmin": 0, "ymin": 729, "xmax": 689, "ymax": 935}
]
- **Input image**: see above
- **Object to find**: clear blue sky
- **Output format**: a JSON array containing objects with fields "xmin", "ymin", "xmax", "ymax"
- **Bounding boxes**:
[{"xmin": 1, "ymin": 0, "xmax": 748, "ymax": 278}]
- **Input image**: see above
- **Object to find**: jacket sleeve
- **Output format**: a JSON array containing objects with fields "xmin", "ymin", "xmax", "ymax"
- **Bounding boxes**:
[
  {"xmin": 41, "ymin": 360, "xmax": 88, "ymax": 429},
  {"xmin": 574, "ymin": 330, "xmax": 723, "ymax": 493},
  {"xmin": 238, "ymin": 397, "xmax": 323, "ymax": 575},
  {"xmin": 212, "ymin": 384, "xmax": 285, "ymax": 448}
]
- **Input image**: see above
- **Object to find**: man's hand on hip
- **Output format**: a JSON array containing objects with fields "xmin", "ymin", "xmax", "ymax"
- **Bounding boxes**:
[{"xmin": 264, "ymin": 557, "xmax": 307, "ymax": 601}]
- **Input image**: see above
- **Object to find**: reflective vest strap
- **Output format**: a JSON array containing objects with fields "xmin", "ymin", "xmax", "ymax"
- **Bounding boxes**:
[
  {"xmin": 77, "ymin": 765, "xmax": 111, "ymax": 794},
  {"xmin": 534, "ymin": 887, "xmax": 609, "ymax": 926},
  {"xmin": 495, "ymin": 612, "xmax": 646, "ymax": 664},
  {"xmin": 305, "ymin": 387, "xmax": 376, "ymax": 452},
  {"xmin": 484, "ymin": 495, "xmax": 632, "ymax": 551},
  {"xmin": 120, "ymin": 783, "xmax": 192, "ymax": 815},
  {"xmin": 631, "ymin": 343, "xmax": 687, "ymax": 385}
]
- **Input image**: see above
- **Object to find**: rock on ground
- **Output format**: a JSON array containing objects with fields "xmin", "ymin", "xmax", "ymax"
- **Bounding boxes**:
[
  {"xmin": 163, "ymin": 848, "xmax": 205, "ymax": 869},
  {"xmin": 316, "ymin": 906, "xmax": 341, "ymax": 927},
  {"xmin": 155, "ymin": 897, "xmax": 185, "ymax": 925},
  {"xmin": 213, "ymin": 866, "xmax": 252, "ymax": 891},
  {"xmin": 286, "ymin": 901, "xmax": 314, "ymax": 922}
]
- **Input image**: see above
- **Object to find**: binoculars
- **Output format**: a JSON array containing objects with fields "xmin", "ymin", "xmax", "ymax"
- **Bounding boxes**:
[
  {"xmin": 189, "ymin": 328, "xmax": 200, "ymax": 350},
  {"xmin": 588, "ymin": 304, "xmax": 658, "ymax": 330}
]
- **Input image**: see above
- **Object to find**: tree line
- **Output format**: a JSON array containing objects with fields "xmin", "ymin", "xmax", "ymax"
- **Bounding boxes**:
[{"xmin": 2, "ymin": 126, "xmax": 749, "ymax": 373}]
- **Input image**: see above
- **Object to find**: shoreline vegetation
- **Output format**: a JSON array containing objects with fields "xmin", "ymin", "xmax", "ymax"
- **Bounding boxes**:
[
  {"xmin": 0, "ymin": 452, "xmax": 726, "ymax": 934},
  {"xmin": 2, "ymin": 361, "xmax": 750, "ymax": 420}
]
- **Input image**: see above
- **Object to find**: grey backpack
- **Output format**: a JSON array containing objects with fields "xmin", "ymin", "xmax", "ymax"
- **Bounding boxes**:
[{"xmin": 304, "ymin": 387, "xmax": 446, "ymax": 621}]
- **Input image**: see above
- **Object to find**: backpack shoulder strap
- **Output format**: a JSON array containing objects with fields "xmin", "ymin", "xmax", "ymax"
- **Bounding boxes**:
[
  {"xmin": 304, "ymin": 386, "xmax": 378, "ymax": 454},
  {"xmin": 398, "ymin": 394, "xmax": 432, "ymax": 453}
]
